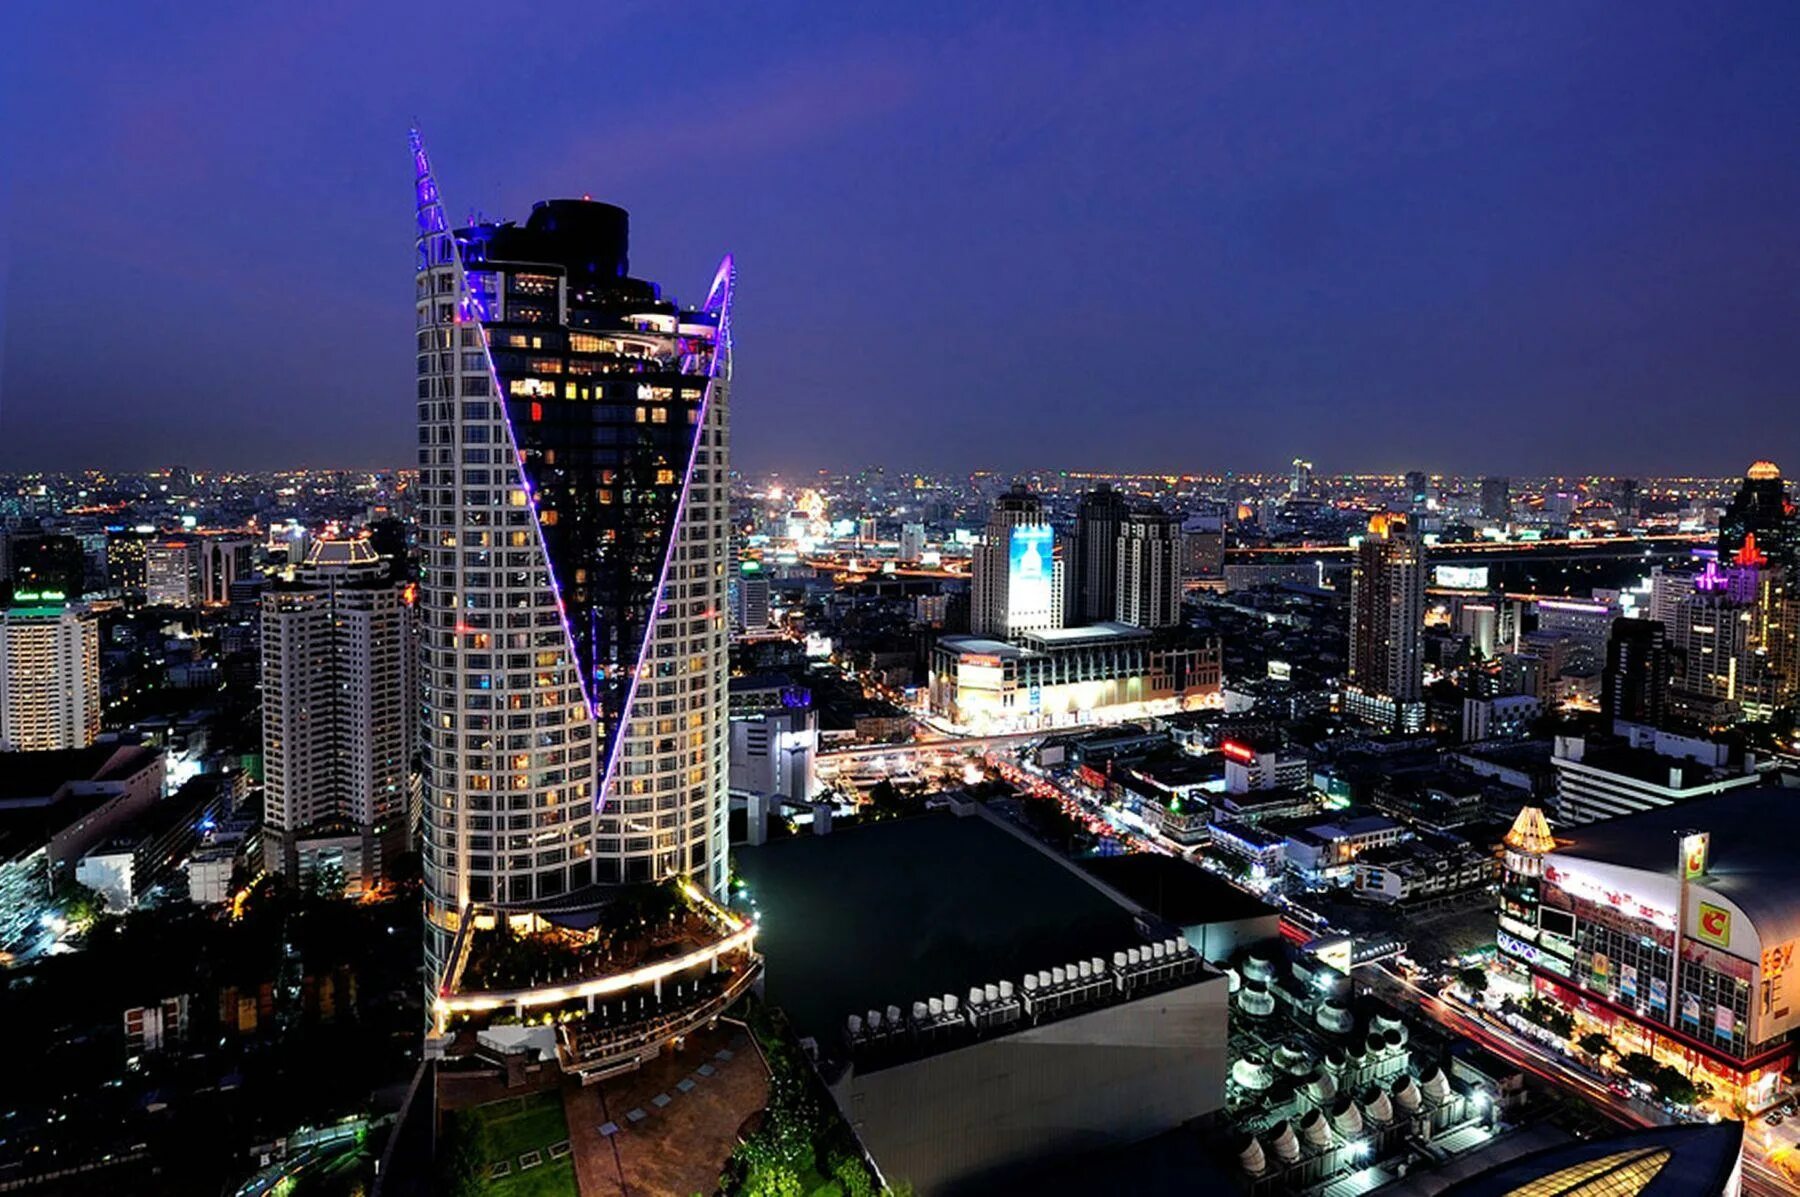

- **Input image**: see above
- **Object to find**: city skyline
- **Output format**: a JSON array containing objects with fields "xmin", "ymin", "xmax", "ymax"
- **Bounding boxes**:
[{"xmin": 6, "ymin": 3, "xmax": 1800, "ymax": 476}]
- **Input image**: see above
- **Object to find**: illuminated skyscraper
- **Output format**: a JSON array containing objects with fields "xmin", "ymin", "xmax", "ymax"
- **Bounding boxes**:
[
  {"xmin": 1344, "ymin": 513, "xmax": 1426, "ymax": 731},
  {"xmin": 0, "ymin": 599, "xmax": 99, "ymax": 752},
  {"xmin": 411, "ymin": 136, "xmax": 734, "ymax": 983},
  {"xmin": 972, "ymin": 484, "xmax": 1062, "ymax": 638}
]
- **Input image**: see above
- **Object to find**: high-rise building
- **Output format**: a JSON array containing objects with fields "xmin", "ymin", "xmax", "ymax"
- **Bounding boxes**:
[
  {"xmin": 972, "ymin": 484, "xmax": 1063, "ymax": 638},
  {"xmin": 144, "ymin": 539, "xmax": 201, "ymax": 607},
  {"xmin": 1719, "ymin": 460, "xmax": 1796, "ymax": 568},
  {"xmin": 411, "ymin": 138, "xmax": 734, "ymax": 983},
  {"xmin": 1116, "ymin": 508, "xmax": 1182, "ymax": 629},
  {"xmin": 899, "ymin": 522, "xmax": 926, "ymax": 562},
  {"xmin": 732, "ymin": 559, "xmax": 771, "ymax": 636},
  {"xmin": 1403, "ymin": 471, "xmax": 1430, "ymax": 510},
  {"xmin": 1478, "ymin": 476, "xmax": 1510, "ymax": 522},
  {"xmin": 199, "ymin": 537, "xmax": 255, "ymax": 605},
  {"xmin": 1344, "ymin": 513, "xmax": 1426, "ymax": 731},
  {"xmin": 1289, "ymin": 458, "xmax": 1314, "ymax": 498},
  {"xmin": 1071, "ymin": 484, "xmax": 1129, "ymax": 624},
  {"xmin": 0, "ymin": 599, "xmax": 100, "ymax": 752},
  {"xmin": 106, "ymin": 527, "xmax": 155, "ymax": 602},
  {"xmin": 261, "ymin": 537, "xmax": 408, "ymax": 890},
  {"xmin": 1602, "ymin": 618, "xmax": 1670, "ymax": 731},
  {"xmin": 8, "ymin": 534, "xmax": 86, "ymax": 600}
]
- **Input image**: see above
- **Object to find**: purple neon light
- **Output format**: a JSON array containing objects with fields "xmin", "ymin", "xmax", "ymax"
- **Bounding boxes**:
[
  {"xmin": 595, "ymin": 254, "xmax": 735, "ymax": 812},
  {"xmin": 412, "ymin": 127, "xmax": 736, "ymax": 818},
  {"xmin": 409, "ymin": 129, "xmax": 600, "ymax": 732}
]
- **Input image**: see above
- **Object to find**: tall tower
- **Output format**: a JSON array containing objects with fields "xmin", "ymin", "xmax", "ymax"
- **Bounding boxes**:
[
  {"xmin": 1344, "ymin": 513, "xmax": 1426, "ymax": 731},
  {"xmin": 1072, "ymin": 484, "xmax": 1129, "ymax": 624},
  {"xmin": 412, "ymin": 135, "xmax": 734, "ymax": 984},
  {"xmin": 1601, "ymin": 617, "xmax": 1669, "ymax": 732},
  {"xmin": 972, "ymin": 484, "xmax": 1061, "ymax": 638},
  {"xmin": 0, "ymin": 599, "xmax": 99, "ymax": 752},
  {"xmin": 1116, "ymin": 508, "xmax": 1182, "ymax": 630},
  {"xmin": 262, "ymin": 537, "xmax": 408, "ymax": 890}
]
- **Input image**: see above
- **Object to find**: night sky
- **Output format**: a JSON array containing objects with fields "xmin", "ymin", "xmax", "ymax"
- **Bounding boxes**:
[{"xmin": 4, "ymin": 2, "xmax": 1798, "ymax": 477}]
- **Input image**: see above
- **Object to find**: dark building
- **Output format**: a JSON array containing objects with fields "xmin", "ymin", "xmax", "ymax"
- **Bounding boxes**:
[
  {"xmin": 8, "ymin": 535, "xmax": 85, "ymax": 600},
  {"xmin": 1404, "ymin": 470, "xmax": 1429, "ymax": 509},
  {"xmin": 106, "ymin": 527, "xmax": 154, "ymax": 602},
  {"xmin": 1602, "ymin": 618, "xmax": 1670, "ymax": 731},
  {"xmin": 1072, "ymin": 485, "xmax": 1129, "ymax": 624},
  {"xmin": 1478, "ymin": 476, "xmax": 1509, "ymax": 522},
  {"xmin": 1718, "ymin": 460, "xmax": 1796, "ymax": 568}
]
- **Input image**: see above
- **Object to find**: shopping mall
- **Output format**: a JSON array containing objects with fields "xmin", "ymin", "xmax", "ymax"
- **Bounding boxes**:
[{"xmin": 1496, "ymin": 789, "xmax": 1800, "ymax": 1110}]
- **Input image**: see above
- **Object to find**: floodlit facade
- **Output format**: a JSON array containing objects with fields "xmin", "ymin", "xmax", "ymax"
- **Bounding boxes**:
[
  {"xmin": 1344, "ymin": 513, "xmax": 1426, "ymax": 731},
  {"xmin": 0, "ymin": 601, "xmax": 100, "ymax": 752},
  {"xmin": 411, "ymin": 135, "xmax": 734, "ymax": 987}
]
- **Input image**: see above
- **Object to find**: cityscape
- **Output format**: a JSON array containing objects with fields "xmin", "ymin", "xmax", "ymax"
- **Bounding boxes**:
[{"xmin": 6, "ymin": 6, "xmax": 1800, "ymax": 1197}]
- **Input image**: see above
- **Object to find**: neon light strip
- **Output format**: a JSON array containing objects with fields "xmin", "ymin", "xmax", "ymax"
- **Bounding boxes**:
[
  {"xmin": 595, "ymin": 255, "xmax": 734, "ymax": 814},
  {"xmin": 410, "ymin": 129, "xmax": 599, "ymax": 728}
]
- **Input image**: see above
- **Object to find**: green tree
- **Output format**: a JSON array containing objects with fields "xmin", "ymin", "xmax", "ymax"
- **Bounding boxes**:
[
  {"xmin": 1458, "ymin": 967, "xmax": 1489, "ymax": 996},
  {"xmin": 833, "ymin": 1155, "xmax": 876, "ymax": 1197},
  {"xmin": 1577, "ymin": 1032, "xmax": 1611, "ymax": 1060}
]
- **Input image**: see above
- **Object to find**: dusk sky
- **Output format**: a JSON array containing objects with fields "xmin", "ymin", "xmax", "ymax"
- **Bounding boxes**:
[{"xmin": 4, "ymin": 2, "xmax": 1798, "ymax": 477}]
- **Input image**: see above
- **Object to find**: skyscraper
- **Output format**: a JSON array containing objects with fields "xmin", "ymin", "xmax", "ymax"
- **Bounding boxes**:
[
  {"xmin": 1071, "ymin": 484, "xmax": 1129, "ymax": 624},
  {"xmin": 262, "ymin": 537, "xmax": 408, "ymax": 890},
  {"xmin": 1345, "ymin": 513, "xmax": 1426, "ymax": 731},
  {"xmin": 1601, "ymin": 618, "xmax": 1669, "ymax": 732},
  {"xmin": 1403, "ymin": 470, "xmax": 1430, "ymax": 510},
  {"xmin": 412, "ymin": 136, "xmax": 734, "ymax": 983},
  {"xmin": 1478, "ymin": 476, "xmax": 1510, "ymax": 522},
  {"xmin": 1116, "ymin": 508, "xmax": 1182, "ymax": 630},
  {"xmin": 1719, "ymin": 460, "xmax": 1796, "ymax": 567},
  {"xmin": 972, "ymin": 484, "xmax": 1063, "ymax": 638},
  {"xmin": 1289, "ymin": 458, "xmax": 1314, "ymax": 498},
  {"xmin": 0, "ymin": 598, "xmax": 100, "ymax": 752}
]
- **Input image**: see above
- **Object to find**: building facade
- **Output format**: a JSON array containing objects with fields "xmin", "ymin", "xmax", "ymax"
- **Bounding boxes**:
[
  {"xmin": 1116, "ymin": 508, "xmax": 1182, "ymax": 630},
  {"xmin": 0, "ymin": 600, "xmax": 100, "ymax": 752},
  {"xmin": 1071, "ymin": 484, "xmax": 1129, "ymax": 624},
  {"xmin": 972, "ymin": 485, "xmax": 1063, "ymax": 639},
  {"xmin": 261, "ymin": 538, "xmax": 408, "ymax": 889},
  {"xmin": 411, "ymin": 137, "xmax": 733, "ymax": 987},
  {"xmin": 1344, "ymin": 513, "xmax": 1426, "ymax": 731}
]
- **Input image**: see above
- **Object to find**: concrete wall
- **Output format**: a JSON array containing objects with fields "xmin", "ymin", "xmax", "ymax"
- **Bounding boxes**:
[{"xmin": 830, "ymin": 973, "xmax": 1229, "ymax": 1195}]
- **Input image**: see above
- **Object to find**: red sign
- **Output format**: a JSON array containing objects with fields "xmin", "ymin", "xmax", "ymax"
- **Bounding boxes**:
[{"xmin": 1220, "ymin": 740, "xmax": 1256, "ymax": 763}]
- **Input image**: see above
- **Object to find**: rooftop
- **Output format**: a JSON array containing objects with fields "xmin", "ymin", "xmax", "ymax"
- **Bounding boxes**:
[
  {"xmin": 1551, "ymin": 784, "xmax": 1800, "ymax": 950},
  {"xmin": 733, "ymin": 811, "xmax": 1144, "ymax": 1041},
  {"xmin": 1438, "ymin": 1121, "xmax": 1743, "ymax": 1197},
  {"xmin": 1081, "ymin": 854, "xmax": 1280, "ymax": 927},
  {"xmin": 0, "ymin": 743, "xmax": 159, "ymax": 804}
]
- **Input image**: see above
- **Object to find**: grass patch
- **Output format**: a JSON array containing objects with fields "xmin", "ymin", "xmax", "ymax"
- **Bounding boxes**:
[{"xmin": 466, "ymin": 1091, "xmax": 577, "ymax": 1197}]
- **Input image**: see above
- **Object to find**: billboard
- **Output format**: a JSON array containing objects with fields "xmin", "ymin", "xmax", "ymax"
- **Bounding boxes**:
[
  {"xmin": 1008, "ymin": 524, "xmax": 1054, "ymax": 621},
  {"xmin": 1434, "ymin": 564, "xmax": 1489, "ymax": 590},
  {"xmin": 1695, "ymin": 902, "xmax": 1732, "ymax": 949},
  {"xmin": 1681, "ymin": 832, "xmax": 1710, "ymax": 880}
]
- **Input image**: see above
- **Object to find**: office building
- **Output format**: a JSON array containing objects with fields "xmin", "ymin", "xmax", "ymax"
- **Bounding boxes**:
[
  {"xmin": 0, "ymin": 600, "xmax": 100, "ymax": 752},
  {"xmin": 144, "ymin": 538, "xmax": 201, "ymax": 607},
  {"xmin": 1180, "ymin": 514, "xmax": 1224, "ymax": 580},
  {"xmin": 1071, "ymin": 484, "xmax": 1129, "ymax": 624},
  {"xmin": 411, "ymin": 138, "xmax": 734, "ymax": 987},
  {"xmin": 1344, "ymin": 513, "xmax": 1426, "ymax": 731},
  {"xmin": 899, "ymin": 522, "xmax": 926, "ymax": 562},
  {"xmin": 198, "ymin": 536, "xmax": 255, "ymax": 605},
  {"xmin": 1550, "ymin": 728, "xmax": 1759, "ymax": 826},
  {"xmin": 1718, "ymin": 459, "xmax": 1797, "ymax": 568},
  {"xmin": 8, "ymin": 534, "xmax": 85, "ymax": 600},
  {"xmin": 731, "ymin": 559, "xmax": 771, "ymax": 637},
  {"xmin": 1403, "ymin": 470, "xmax": 1429, "ymax": 509},
  {"xmin": 1289, "ymin": 457, "xmax": 1314, "ymax": 497},
  {"xmin": 106, "ymin": 526, "xmax": 155, "ymax": 601},
  {"xmin": 1116, "ymin": 508, "xmax": 1182, "ymax": 630},
  {"xmin": 727, "ymin": 676, "xmax": 817, "ymax": 809},
  {"xmin": 1602, "ymin": 618, "xmax": 1670, "ymax": 731},
  {"xmin": 1478, "ymin": 476, "xmax": 1509, "ymax": 522},
  {"xmin": 261, "ymin": 537, "xmax": 408, "ymax": 890},
  {"xmin": 972, "ymin": 484, "xmax": 1063, "ymax": 638},
  {"xmin": 1497, "ymin": 788, "xmax": 1800, "ymax": 1109}
]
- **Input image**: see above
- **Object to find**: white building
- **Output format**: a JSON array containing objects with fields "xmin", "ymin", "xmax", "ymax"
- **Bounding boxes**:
[
  {"xmin": 0, "ymin": 601, "xmax": 99, "ymax": 752},
  {"xmin": 1551, "ymin": 729, "xmax": 1761, "ymax": 826},
  {"xmin": 261, "ymin": 537, "xmax": 407, "ymax": 889},
  {"xmin": 1116, "ymin": 509, "xmax": 1182, "ymax": 630},
  {"xmin": 971, "ymin": 485, "xmax": 1063, "ymax": 639},
  {"xmin": 144, "ymin": 539, "xmax": 201, "ymax": 607}
]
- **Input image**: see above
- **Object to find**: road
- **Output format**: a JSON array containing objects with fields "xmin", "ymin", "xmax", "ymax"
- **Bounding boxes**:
[{"xmin": 1363, "ymin": 966, "xmax": 1799, "ymax": 1195}]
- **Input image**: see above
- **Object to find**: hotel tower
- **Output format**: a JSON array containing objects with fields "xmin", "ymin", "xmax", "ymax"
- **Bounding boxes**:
[{"xmin": 411, "ymin": 135, "xmax": 734, "ymax": 985}]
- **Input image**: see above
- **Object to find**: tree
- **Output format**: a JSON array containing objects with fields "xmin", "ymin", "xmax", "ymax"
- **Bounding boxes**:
[
  {"xmin": 1458, "ymin": 967, "xmax": 1489, "ymax": 997},
  {"xmin": 832, "ymin": 1156, "xmax": 876, "ymax": 1197},
  {"xmin": 1578, "ymin": 1032, "xmax": 1611, "ymax": 1060},
  {"xmin": 434, "ymin": 1110, "xmax": 488, "ymax": 1197}
]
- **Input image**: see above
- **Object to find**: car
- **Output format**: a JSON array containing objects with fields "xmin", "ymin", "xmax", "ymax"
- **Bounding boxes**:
[{"xmin": 1766, "ymin": 1112, "xmax": 1784, "ymax": 1126}]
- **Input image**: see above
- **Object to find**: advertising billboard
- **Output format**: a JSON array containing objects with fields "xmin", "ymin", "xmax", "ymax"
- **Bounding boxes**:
[
  {"xmin": 1008, "ymin": 524, "xmax": 1054, "ymax": 621},
  {"xmin": 1681, "ymin": 832, "xmax": 1710, "ymax": 880},
  {"xmin": 1695, "ymin": 901, "xmax": 1732, "ymax": 949},
  {"xmin": 1434, "ymin": 564, "xmax": 1489, "ymax": 590}
]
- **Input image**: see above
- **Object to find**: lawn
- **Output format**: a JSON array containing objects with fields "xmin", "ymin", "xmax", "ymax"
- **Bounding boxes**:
[{"xmin": 467, "ymin": 1091, "xmax": 578, "ymax": 1197}]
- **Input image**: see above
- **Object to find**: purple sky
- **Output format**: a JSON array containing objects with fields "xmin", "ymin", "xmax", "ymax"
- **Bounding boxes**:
[{"xmin": 4, "ymin": 1, "xmax": 1799, "ymax": 477}]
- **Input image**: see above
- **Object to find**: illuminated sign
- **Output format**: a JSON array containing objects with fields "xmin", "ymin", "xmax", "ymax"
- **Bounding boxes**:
[
  {"xmin": 1433, "ymin": 564, "xmax": 1489, "ymax": 590},
  {"xmin": 1681, "ymin": 832, "xmax": 1709, "ymax": 880},
  {"xmin": 1220, "ymin": 740, "xmax": 1257, "ymax": 764},
  {"xmin": 1007, "ymin": 525, "xmax": 1054, "ymax": 622},
  {"xmin": 1763, "ymin": 940, "xmax": 1796, "ymax": 1024},
  {"xmin": 1695, "ymin": 902, "xmax": 1732, "ymax": 949}
]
